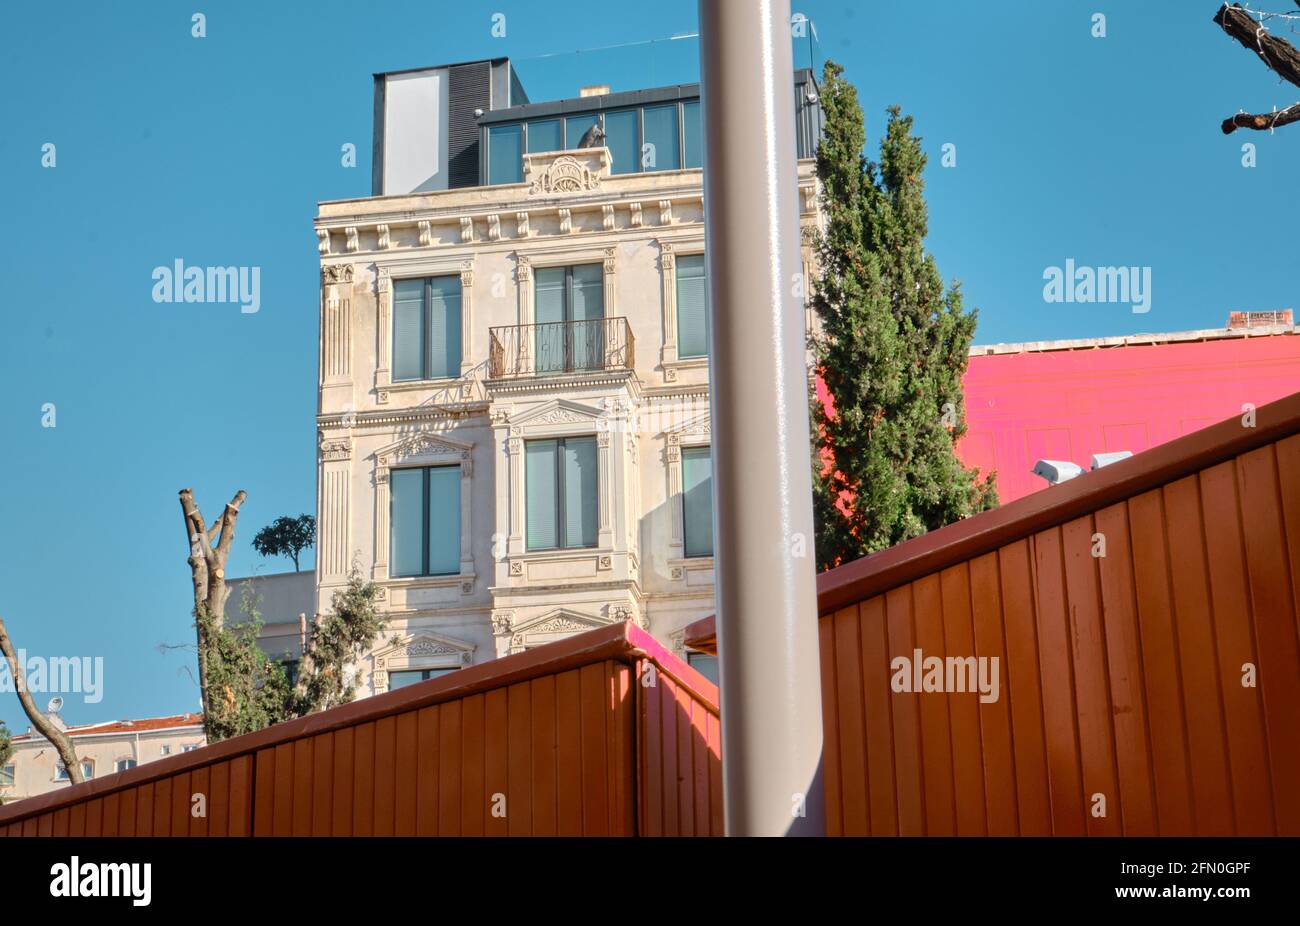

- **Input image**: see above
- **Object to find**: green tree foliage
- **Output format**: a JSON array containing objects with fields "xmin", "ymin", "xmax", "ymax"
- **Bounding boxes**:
[
  {"xmin": 198, "ymin": 569, "xmax": 385, "ymax": 743},
  {"xmin": 810, "ymin": 61, "xmax": 997, "ymax": 570},
  {"xmin": 251, "ymin": 514, "xmax": 316, "ymax": 571},
  {"xmin": 292, "ymin": 573, "xmax": 386, "ymax": 715}
]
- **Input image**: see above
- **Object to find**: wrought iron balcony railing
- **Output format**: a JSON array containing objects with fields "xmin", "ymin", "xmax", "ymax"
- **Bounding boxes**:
[{"xmin": 488, "ymin": 317, "xmax": 635, "ymax": 379}]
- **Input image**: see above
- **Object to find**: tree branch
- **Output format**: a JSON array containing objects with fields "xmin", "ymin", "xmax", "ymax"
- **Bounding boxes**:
[
  {"xmin": 1215, "ymin": 3, "xmax": 1300, "ymax": 88},
  {"xmin": 179, "ymin": 488, "xmax": 213, "ymax": 721},
  {"xmin": 1221, "ymin": 102, "xmax": 1300, "ymax": 132},
  {"xmin": 0, "ymin": 615, "xmax": 83, "ymax": 784}
]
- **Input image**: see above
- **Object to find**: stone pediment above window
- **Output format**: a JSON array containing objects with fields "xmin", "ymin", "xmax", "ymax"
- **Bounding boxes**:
[
  {"xmin": 508, "ymin": 398, "xmax": 606, "ymax": 430},
  {"xmin": 507, "ymin": 608, "xmax": 614, "ymax": 654},
  {"xmin": 664, "ymin": 411, "xmax": 711, "ymax": 446},
  {"xmin": 523, "ymin": 148, "xmax": 612, "ymax": 196},
  {"xmin": 370, "ymin": 631, "xmax": 476, "ymax": 693},
  {"xmin": 374, "ymin": 430, "xmax": 473, "ymax": 470},
  {"xmin": 374, "ymin": 631, "xmax": 476, "ymax": 665}
]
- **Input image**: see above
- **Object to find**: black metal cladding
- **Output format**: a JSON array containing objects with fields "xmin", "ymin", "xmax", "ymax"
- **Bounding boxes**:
[{"xmin": 448, "ymin": 62, "xmax": 492, "ymax": 189}]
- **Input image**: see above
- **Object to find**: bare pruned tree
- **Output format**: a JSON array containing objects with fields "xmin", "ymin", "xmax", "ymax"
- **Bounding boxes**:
[
  {"xmin": 0, "ymin": 616, "xmax": 84, "ymax": 784},
  {"xmin": 178, "ymin": 487, "xmax": 247, "ymax": 722},
  {"xmin": 1215, "ymin": 2, "xmax": 1300, "ymax": 133}
]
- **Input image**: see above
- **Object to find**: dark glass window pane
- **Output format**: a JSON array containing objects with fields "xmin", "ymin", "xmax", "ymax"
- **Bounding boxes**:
[
  {"xmin": 683, "ymin": 446, "xmax": 714, "ymax": 558},
  {"xmin": 527, "ymin": 119, "xmax": 562, "ymax": 153},
  {"xmin": 426, "ymin": 466, "xmax": 461, "ymax": 575},
  {"xmin": 676, "ymin": 254, "xmax": 709, "ymax": 359},
  {"xmin": 526, "ymin": 439, "xmax": 559, "ymax": 550},
  {"xmin": 488, "ymin": 124, "xmax": 522, "ymax": 184},
  {"xmin": 569, "ymin": 264, "xmax": 605, "ymax": 370},
  {"xmin": 565, "ymin": 114, "xmax": 599, "ymax": 149},
  {"xmin": 683, "ymin": 100, "xmax": 702, "ymax": 168},
  {"xmin": 562, "ymin": 437, "xmax": 598, "ymax": 548},
  {"xmin": 687, "ymin": 652, "xmax": 719, "ymax": 686},
  {"xmin": 426, "ymin": 276, "xmax": 462, "ymax": 379},
  {"xmin": 392, "ymin": 279, "xmax": 425, "ymax": 381},
  {"xmin": 642, "ymin": 104, "xmax": 680, "ymax": 172},
  {"xmin": 389, "ymin": 667, "xmax": 459, "ymax": 690},
  {"xmin": 605, "ymin": 110, "xmax": 638, "ymax": 174},
  {"xmin": 390, "ymin": 468, "xmax": 425, "ymax": 577},
  {"xmin": 534, "ymin": 267, "xmax": 566, "ymax": 373}
]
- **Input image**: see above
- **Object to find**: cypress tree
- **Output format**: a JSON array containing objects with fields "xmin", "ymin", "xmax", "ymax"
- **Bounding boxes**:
[{"xmin": 811, "ymin": 61, "xmax": 997, "ymax": 570}]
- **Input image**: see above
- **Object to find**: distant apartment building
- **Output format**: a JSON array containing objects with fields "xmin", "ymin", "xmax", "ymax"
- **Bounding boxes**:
[
  {"xmin": 1, "ymin": 713, "xmax": 204, "ymax": 804},
  {"xmin": 227, "ymin": 58, "xmax": 825, "ymax": 695}
]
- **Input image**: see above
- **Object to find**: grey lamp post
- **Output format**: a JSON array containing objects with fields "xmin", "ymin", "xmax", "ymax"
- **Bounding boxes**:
[{"xmin": 698, "ymin": 0, "xmax": 825, "ymax": 836}]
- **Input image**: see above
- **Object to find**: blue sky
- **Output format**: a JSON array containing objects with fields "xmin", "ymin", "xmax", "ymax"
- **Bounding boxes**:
[{"xmin": 1, "ymin": 0, "xmax": 1296, "ymax": 732}]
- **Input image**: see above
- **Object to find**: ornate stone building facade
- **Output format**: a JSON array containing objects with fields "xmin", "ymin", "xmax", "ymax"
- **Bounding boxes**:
[{"xmin": 308, "ymin": 63, "xmax": 823, "ymax": 696}]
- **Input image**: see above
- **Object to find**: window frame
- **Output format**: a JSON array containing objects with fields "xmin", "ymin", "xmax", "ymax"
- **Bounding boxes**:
[
  {"xmin": 115, "ymin": 758, "xmax": 138, "ymax": 774},
  {"xmin": 55, "ymin": 760, "xmax": 93, "ymax": 782},
  {"xmin": 0, "ymin": 763, "xmax": 14, "ymax": 787},
  {"xmin": 390, "ymin": 463, "xmax": 463, "ymax": 578},
  {"xmin": 675, "ymin": 252, "xmax": 710, "ymax": 360},
  {"xmin": 681, "ymin": 444, "xmax": 715, "ymax": 559},
  {"xmin": 391, "ymin": 274, "xmax": 464, "ymax": 384},
  {"xmin": 387, "ymin": 666, "xmax": 460, "ymax": 690},
  {"xmin": 525, "ymin": 435, "xmax": 600, "ymax": 552},
  {"xmin": 483, "ymin": 99, "xmax": 698, "ymax": 184},
  {"xmin": 486, "ymin": 123, "xmax": 524, "ymax": 185}
]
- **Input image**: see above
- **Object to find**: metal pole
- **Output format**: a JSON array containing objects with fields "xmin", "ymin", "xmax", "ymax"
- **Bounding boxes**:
[{"xmin": 698, "ymin": 0, "xmax": 825, "ymax": 836}]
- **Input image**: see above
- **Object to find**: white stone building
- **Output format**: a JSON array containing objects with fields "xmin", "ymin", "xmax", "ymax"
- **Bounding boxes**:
[
  {"xmin": 1, "ymin": 713, "xmax": 205, "ymax": 804},
  {"xmin": 241, "ymin": 59, "xmax": 824, "ymax": 696}
]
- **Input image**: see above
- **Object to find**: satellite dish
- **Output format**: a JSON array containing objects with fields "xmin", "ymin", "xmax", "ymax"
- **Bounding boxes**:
[{"xmin": 47, "ymin": 696, "xmax": 64, "ymax": 714}]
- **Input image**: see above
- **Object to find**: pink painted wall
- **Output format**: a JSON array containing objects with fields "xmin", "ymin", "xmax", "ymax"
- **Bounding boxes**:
[{"xmin": 956, "ymin": 335, "xmax": 1300, "ymax": 503}]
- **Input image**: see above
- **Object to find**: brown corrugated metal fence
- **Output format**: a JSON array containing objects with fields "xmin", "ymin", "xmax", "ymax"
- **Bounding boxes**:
[
  {"xmin": 690, "ymin": 391, "xmax": 1300, "ymax": 836},
  {"xmin": 0, "ymin": 624, "xmax": 721, "ymax": 837}
]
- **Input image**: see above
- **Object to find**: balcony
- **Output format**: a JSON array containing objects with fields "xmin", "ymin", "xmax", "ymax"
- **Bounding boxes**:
[{"xmin": 488, "ymin": 317, "xmax": 635, "ymax": 379}]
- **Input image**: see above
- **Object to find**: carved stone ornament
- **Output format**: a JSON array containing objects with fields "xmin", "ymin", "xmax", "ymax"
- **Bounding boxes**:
[
  {"xmin": 529, "ymin": 155, "xmax": 601, "ymax": 195},
  {"xmin": 491, "ymin": 612, "xmax": 514, "ymax": 635},
  {"xmin": 321, "ymin": 264, "xmax": 354, "ymax": 285},
  {"xmin": 320, "ymin": 437, "xmax": 352, "ymax": 461}
]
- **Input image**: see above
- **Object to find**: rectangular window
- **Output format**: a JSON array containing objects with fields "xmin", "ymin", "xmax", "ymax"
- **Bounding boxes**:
[
  {"xmin": 116, "ymin": 759, "xmax": 137, "ymax": 773},
  {"xmin": 391, "ymin": 465, "xmax": 462, "ymax": 578},
  {"xmin": 392, "ymin": 276, "xmax": 462, "ymax": 382},
  {"xmin": 527, "ymin": 119, "xmax": 562, "ymax": 154},
  {"xmin": 526, "ymin": 437, "xmax": 598, "ymax": 551},
  {"xmin": 605, "ymin": 109, "xmax": 638, "ymax": 175},
  {"xmin": 1, "ymin": 764, "xmax": 14, "ymax": 786},
  {"xmin": 687, "ymin": 651, "xmax": 719, "ymax": 686},
  {"xmin": 565, "ymin": 113, "xmax": 600, "ymax": 149},
  {"xmin": 642, "ymin": 104, "xmax": 681, "ymax": 172},
  {"xmin": 183, "ymin": 745, "xmax": 199, "ymax": 753},
  {"xmin": 488, "ymin": 124, "xmax": 523, "ymax": 184},
  {"xmin": 676, "ymin": 254, "xmax": 709, "ymax": 359},
  {"xmin": 56, "ymin": 761, "xmax": 93, "ymax": 781},
  {"xmin": 533, "ymin": 264, "xmax": 604, "ymax": 373},
  {"xmin": 160, "ymin": 745, "xmax": 171, "ymax": 756},
  {"xmin": 388, "ymin": 667, "xmax": 459, "ymax": 690},
  {"xmin": 683, "ymin": 100, "xmax": 702, "ymax": 168},
  {"xmin": 682, "ymin": 446, "xmax": 714, "ymax": 558}
]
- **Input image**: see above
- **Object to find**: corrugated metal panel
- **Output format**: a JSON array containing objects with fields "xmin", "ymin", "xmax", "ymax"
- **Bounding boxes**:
[
  {"xmin": 447, "ymin": 62, "xmax": 490, "ymax": 188},
  {"xmin": 0, "ymin": 622, "xmax": 714, "ymax": 837},
  {"xmin": 688, "ymin": 390, "xmax": 1300, "ymax": 836}
]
